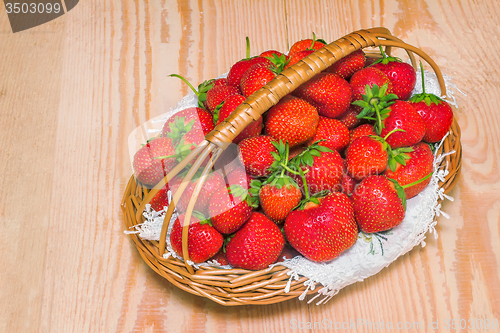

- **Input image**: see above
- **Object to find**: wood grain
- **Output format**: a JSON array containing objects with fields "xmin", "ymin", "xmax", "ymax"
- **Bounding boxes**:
[{"xmin": 0, "ymin": 0, "xmax": 499, "ymax": 332}]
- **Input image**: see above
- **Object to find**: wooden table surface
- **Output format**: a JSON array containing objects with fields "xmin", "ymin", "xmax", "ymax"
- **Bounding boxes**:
[{"xmin": 1, "ymin": 0, "xmax": 499, "ymax": 332}]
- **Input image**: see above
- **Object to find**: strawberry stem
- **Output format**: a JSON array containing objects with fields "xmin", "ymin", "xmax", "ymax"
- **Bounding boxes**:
[
  {"xmin": 298, "ymin": 167, "xmax": 310, "ymax": 200},
  {"xmin": 246, "ymin": 37, "xmax": 250, "ymax": 58},
  {"xmin": 383, "ymin": 128, "xmax": 405, "ymax": 141},
  {"xmin": 401, "ymin": 171, "xmax": 433, "ymax": 189},
  {"xmin": 169, "ymin": 74, "xmax": 199, "ymax": 97},
  {"xmin": 372, "ymin": 100, "xmax": 383, "ymax": 135},
  {"xmin": 419, "ymin": 61, "xmax": 426, "ymax": 94}
]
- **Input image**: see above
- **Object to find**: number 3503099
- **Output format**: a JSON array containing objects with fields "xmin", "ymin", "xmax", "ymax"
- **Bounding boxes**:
[{"xmin": 5, "ymin": 2, "xmax": 61, "ymax": 14}]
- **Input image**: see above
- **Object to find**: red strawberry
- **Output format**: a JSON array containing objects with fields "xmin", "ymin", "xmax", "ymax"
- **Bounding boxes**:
[
  {"xmin": 240, "ymin": 63, "xmax": 277, "ymax": 97},
  {"xmin": 161, "ymin": 107, "xmax": 214, "ymax": 143},
  {"xmin": 214, "ymin": 94, "xmax": 263, "ymax": 143},
  {"xmin": 293, "ymin": 73, "xmax": 353, "ymax": 118},
  {"xmin": 291, "ymin": 145, "xmax": 344, "ymax": 195},
  {"xmin": 208, "ymin": 185, "xmax": 253, "ymax": 234},
  {"xmin": 349, "ymin": 123, "xmax": 376, "ymax": 144},
  {"xmin": 380, "ymin": 101, "xmax": 426, "ymax": 148},
  {"xmin": 259, "ymin": 178, "xmax": 302, "ymax": 224},
  {"xmin": 283, "ymin": 49, "xmax": 315, "ymax": 70},
  {"xmin": 133, "ymin": 137, "xmax": 177, "ymax": 187},
  {"xmin": 308, "ymin": 117, "xmax": 350, "ymax": 152},
  {"xmin": 205, "ymin": 84, "xmax": 240, "ymax": 113},
  {"xmin": 409, "ymin": 65, "xmax": 454, "ymax": 143},
  {"xmin": 372, "ymin": 47, "xmax": 416, "ymax": 100},
  {"xmin": 284, "ymin": 192, "xmax": 358, "ymax": 262},
  {"xmin": 288, "ymin": 34, "xmax": 326, "ymax": 55},
  {"xmin": 339, "ymin": 106, "xmax": 363, "ymax": 129},
  {"xmin": 384, "ymin": 142, "xmax": 434, "ymax": 199},
  {"xmin": 352, "ymin": 175, "xmax": 406, "ymax": 233},
  {"xmin": 260, "ymin": 50, "xmax": 285, "ymax": 59},
  {"xmin": 353, "ymin": 85, "xmax": 425, "ymax": 148},
  {"xmin": 170, "ymin": 214, "xmax": 223, "ymax": 263},
  {"xmin": 350, "ymin": 67, "xmax": 393, "ymax": 102},
  {"xmin": 227, "ymin": 56, "xmax": 272, "ymax": 88},
  {"xmin": 325, "ymin": 49, "xmax": 366, "ymax": 80},
  {"xmin": 238, "ymin": 135, "xmax": 278, "ymax": 177},
  {"xmin": 410, "ymin": 97, "xmax": 453, "ymax": 143},
  {"xmin": 149, "ymin": 184, "xmax": 170, "ymax": 211},
  {"xmin": 169, "ymin": 172, "xmax": 226, "ymax": 215},
  {"xmin": 265, "ymin": 95, "xmax": 319, "ymax": 148},
  {"xmin": 346, "ymin": 135, "xmax": 388, "ymax": 181},
  {"xmin": 225, "ymin": 212, "xmax": 285, "ymax": 270}
]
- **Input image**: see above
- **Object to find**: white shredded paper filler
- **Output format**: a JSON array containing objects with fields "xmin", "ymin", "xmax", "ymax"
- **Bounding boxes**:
[{"xmin": 125, "ymin": 70, "xmax": 461, "ymax": 304}]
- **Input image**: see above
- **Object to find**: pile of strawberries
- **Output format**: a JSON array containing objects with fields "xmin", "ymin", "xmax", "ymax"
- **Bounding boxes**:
[{"xmin": 132, "ymin": 35, "xmax": 454, "ymax": 271}]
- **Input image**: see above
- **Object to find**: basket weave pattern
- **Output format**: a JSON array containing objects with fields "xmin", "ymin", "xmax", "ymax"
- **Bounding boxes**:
[{"xmin": 121, "ymin": 28, "xmax": 462, "ymax": 306}]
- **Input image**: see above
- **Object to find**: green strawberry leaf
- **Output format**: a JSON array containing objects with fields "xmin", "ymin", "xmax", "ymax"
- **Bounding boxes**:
[{"xmin": 388, "ymin": 178, "xmax": 407, "ymax": 210}]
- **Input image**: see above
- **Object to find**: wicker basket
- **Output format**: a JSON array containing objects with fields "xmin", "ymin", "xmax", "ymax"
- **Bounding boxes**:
[{"xmin": 121, "ymin": 27, "xmax": 462, "ymax": 306}]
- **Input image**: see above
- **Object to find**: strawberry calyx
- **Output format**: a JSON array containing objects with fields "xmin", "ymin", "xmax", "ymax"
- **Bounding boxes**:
[
  {"xmin": 263, "ymin": 53, "xmax": 289, "ymax": 73},
  {"xmin": 212, "ymin": 101, "xmax": 224, "ymax": 125},
  {"xmin": 371, "ymin": 45, "xmax": 403, "ymax": 65},
  {"xmin": 295, "ymin": 190, "xmax": 329, "ymax": 210},
  {"xmin": 169, "ymin": 74, "xmax": 215, "ymax": 110},
  {"xmin": 165, "ymin": 116, "xmax": 195, "ymax": 143},
  {"xmin": 353, "ymin": 83, "xmax": 398, "ymax": 135},
  {"xmin": 409, "ymin": 62, "xmax": 444, "ymax": 106},
  {"xmin": 367, "ymin": 129, "xmax": 413, "ymax": 172},
  {"xmin": 387, "ymin": 177, "xmax": 407, "ymax": 210}
]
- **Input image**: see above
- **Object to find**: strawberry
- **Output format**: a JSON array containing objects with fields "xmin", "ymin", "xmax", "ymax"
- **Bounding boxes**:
[
  {"xmin": 352, "ymin": 175, "xmax": 406, "ymax": 233},
  {"xmin": 149, "ymin": 184, "xmax": 169, "ymax": 211},
  {"xmin": 288, "ymin": 33, "xmax": 326, "ymax": 55},
  {"xmin": 169, "ymin": 172, "xmax": 226, "ymax": 215},
  {"xmin": 409, "ymin": 65, "xmax": 454, "ymax": 143},
  {"xmin": 284, "ymin": 192, "xmax": 358, "ymax": 262},
  {"xmin": 283, "ymin": 49, "xmax": 315, "ymax": 70},
  {"xmin": 259, "ymin": 177, "xmax": 302, "ymax": 224},
  {"xmin": 346, "ymin": 135, "xmax": 388, "ymax": 181},
  {"xmin": 384, "ymin": 142, "xmax": 434, "ymax": 199},
  {"xmin": 240, "ymin": 63, "xmax": 277, "ymax": 97},
  {"xmin": 169, "ymin": 214, "xmax": 223, "ymax": 264},
  {"xmin": 208, "ymin": 185, "xmax": 253, "ymax": 234},
  {"xmin": 339, "ymin": 106, "xmax": 363, "ymax": 129},
  {"xmin": 308, "ymin": 117, "xmax": 350, "ymax": 152},
  {"xmin": 212, "ymin": 78, "xmax": 228, "ymax": 87},
  {"xmin": 350, "ymin": 67, "xmax": 393, "ymax": 102},
  {"xmin": 226, "ymin": 37, "xmax": 272, "ymax": 87},
  {"xmin": 265, "ymin": 95, "xmax": 319, "ymax": 148},
  {"xmin": 353, "ymin": 85, "xmax": 425, "ymax": 148},
  {"xmin": 205, "ymin": 84, "xmax": 240, "ymax": 113},
  {"xmin": 349, "ymin": 123, "xmax": 376, "ymax": 144},
  {"xmin": 214, "ymin": 94, "xmax": 262, "ymax": 143},
  {"xmin": 238, "ymin": 135, "xmax": 278, "ymax": 177},
  {"xmin": 293, "ymin": 73, "xmax": 353, "ymax": 118},
  {"xmin": 371, "ymin": 46, "xmax": 416, "ymax": 100},
  {"xmin": 161, "ymin": 107, "xmax": 214, "ymax": 143},
  {"xmin": 260, "ymin": 49, "xmax": 286, "ymax": 59},
  {"xmin": 380, "ymin": 100, "xmax": 426, "ymax": 148},
  {"xmin": 325, "ymin": 49, "xmax": 366, "ymax": 80},
  {"xmin": 225, "ymin": 212, "xmax": 285, "ymax": 270},
  {"xmin": 132, "ymin": 137, "xmax": 177, "ymax": 187},
  {"xmin": 290, "ymin": 143, "xmax": 344, "ymax": 195}
]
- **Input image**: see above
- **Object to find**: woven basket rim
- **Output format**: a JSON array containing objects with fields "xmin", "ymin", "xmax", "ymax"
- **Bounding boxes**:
[{"xmin": 121, "ymin": 27, "xmax": 462, "ymax": 306}]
